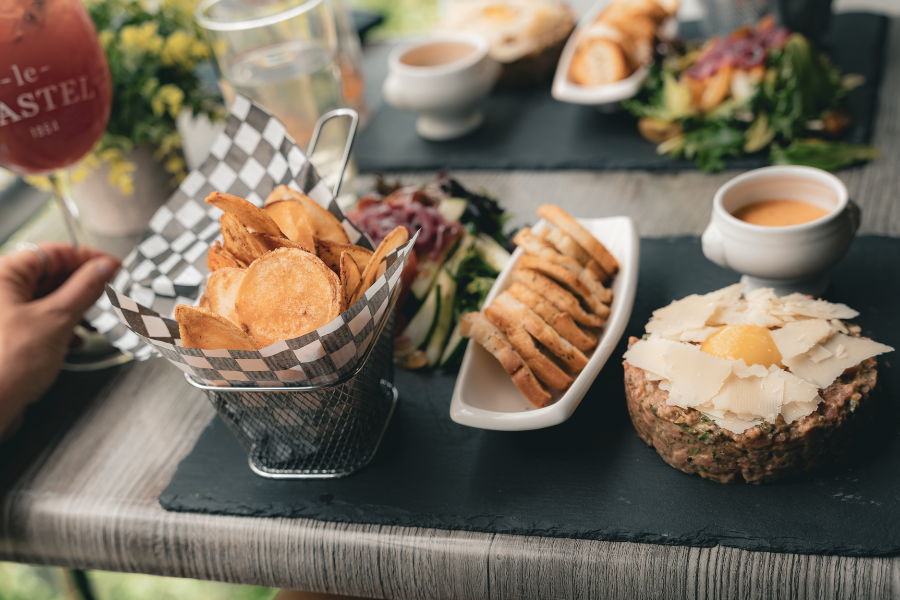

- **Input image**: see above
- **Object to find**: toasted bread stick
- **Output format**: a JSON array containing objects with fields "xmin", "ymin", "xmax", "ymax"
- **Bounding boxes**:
[
  {"xmin": 515, "ymin": 228, "xmax": 612, "ymax": 305},
  {"xmin": 492, "ymin": 291, "xmax": 588, "ymax": 372},
  {"xmin": 484, "ymin": 304, "xmax": 573, "ymax": 391},
  {"xmin": 518, "ymin": 255, "xmax": 608, "ymax": 317},
  {"xmin": 512, "ymin": 268, "xmax": 605, "ymax": 328},
  {"xmin": 508, "ymin": 282, "xmax": 598, "ymax": 351},
  {"xmin": 536, "ymin": 204, "xmax": 619, "ymax": 275},
  {"xmin": 542, "ymin": 227, "xmax": 591, "ymax": 266},
  {"xmin": 460, "ymin": 312, "xmax": 552, "ymax": 407}
]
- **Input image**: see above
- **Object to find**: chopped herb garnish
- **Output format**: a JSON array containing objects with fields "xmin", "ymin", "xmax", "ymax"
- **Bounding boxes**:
[
  {"xmin": 849, "ymin": 400, "xmax": 859, "ymax": 411},
  {"xmin": 689, "ymin": 448, "xmax": 700, "ymax": 455},
  {"xmin": 699, "ymin": 432, "xmax": 709, "ymax": 441},
  {"xmin": 700, "ymin": 416, "xmax": 710, "ymax": 423}
]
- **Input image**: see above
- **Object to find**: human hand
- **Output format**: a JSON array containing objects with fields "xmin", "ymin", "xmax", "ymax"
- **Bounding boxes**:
[{"xmin": 0, "ymin": 243, "xmax": 120, "ymax": 440}]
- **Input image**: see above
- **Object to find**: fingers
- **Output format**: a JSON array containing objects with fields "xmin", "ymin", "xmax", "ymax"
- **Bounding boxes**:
[
  {"xmin": 0, "ymin": 243, "xmax": 113, "ymax": 303},
  {"xmin": 39, "ymin": 256, "xmax": 120, "ymax": 323}
]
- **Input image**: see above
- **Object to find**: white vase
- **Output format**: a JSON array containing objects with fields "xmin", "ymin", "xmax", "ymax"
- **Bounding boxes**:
[{"xmin": 75, "ymin": 144, "xmax": 175, "ymax": 237}]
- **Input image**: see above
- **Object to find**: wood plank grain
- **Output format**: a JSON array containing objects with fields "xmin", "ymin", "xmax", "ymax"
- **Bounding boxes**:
[{"xmin": 1, "ymin": 19, "xmax": 899, "ymax": 600}]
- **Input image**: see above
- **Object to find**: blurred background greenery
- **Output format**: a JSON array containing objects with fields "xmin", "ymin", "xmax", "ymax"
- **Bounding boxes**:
[
  {"xmin": 352, "ymin": 0, "xmax": 438, "ymax": 39},
  {"xmin": 0, "ymin": 561, "xmax": 278, "ymax": 600}
]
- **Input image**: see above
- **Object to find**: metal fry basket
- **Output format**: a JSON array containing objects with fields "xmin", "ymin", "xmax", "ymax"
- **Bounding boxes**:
[
  {"xmin": 186, "ymin": 309, "xmax": 398, "ymax": 479},
  {"xmin": 185, "ymin": 107, "xmax": 398, "ymax": 479}
]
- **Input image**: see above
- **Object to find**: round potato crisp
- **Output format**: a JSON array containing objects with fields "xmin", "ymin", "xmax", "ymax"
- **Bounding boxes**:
[{"xmin": 236, "ymin": 248, "xmax": 343, "ymax": 347}]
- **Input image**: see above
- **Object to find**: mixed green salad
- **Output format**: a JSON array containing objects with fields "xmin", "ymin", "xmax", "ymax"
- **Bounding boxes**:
[
  {"xmin": 349, "ymin": 174, "xmax": 515, "ymax": 370},
  {"xmin": 623, "ymin": 17, "xmax": 879, "ymax": 171}
]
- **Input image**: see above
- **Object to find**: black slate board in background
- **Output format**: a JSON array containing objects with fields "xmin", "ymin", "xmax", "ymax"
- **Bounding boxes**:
[
  {"xmin": 354, "ymin": 13, "xmax": 888, "ymax": 172},
  {"xmin": 161, "ymin": 236, "xmax": 900, "ymax": 557}
]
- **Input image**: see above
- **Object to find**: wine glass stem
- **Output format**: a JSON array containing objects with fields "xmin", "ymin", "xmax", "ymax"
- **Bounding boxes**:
[{"xmin": 49, "ymin": 171, "xmax": 89, "ymax": 249}]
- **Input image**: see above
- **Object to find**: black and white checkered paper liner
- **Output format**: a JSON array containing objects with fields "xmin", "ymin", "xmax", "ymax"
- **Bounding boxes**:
[{"xmin": 84, "ymin": 95, "xmax": 415, "ymax": 386}]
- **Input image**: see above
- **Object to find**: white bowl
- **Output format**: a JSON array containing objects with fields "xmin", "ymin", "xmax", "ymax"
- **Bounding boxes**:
[
  {"xmin": 551, "ymin": 0, "xmax": 676, "ymax": 110},
  {"xmin": 450, "ymin": 216, "xmax": 639, "ymax": 431}
]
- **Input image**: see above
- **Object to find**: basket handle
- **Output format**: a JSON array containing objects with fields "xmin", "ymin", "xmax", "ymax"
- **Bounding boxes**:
[{"xmin": 306, "ymin": 108, "xmax": 359, "ymax": 199}]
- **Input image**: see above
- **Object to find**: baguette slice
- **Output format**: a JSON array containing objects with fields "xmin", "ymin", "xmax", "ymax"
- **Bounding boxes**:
[
  {"xmin": 484, "ymin": 304, "xmax": 573, "ymax": 392},
  {"xmin": 516, "ymin": 228, "xmax": 612, "ymax": 305},
  {"xmin": 508, "ymin": 282, "xmax": 598, "ymax": 351},
  {"xmin": 460, "ymin": 312, "xmax": 552, "ymax": 408},
  {"xmin": 536, "ymin": 204, "xmax": 619, "ymax": 275},
  {"xmin": 569, "ymin": 37, "xmax": 631, "ymax": 86},
  {"xmin": 518, "ymin": 255, "xmax": 609, "ymax": 317},
  {"xmin": 493, "ymin": 291, "xmax": 588, "ymax": 372},
  {"xmin": 512, "ymin": 268, "xmax": 605, "ymax": 328}
]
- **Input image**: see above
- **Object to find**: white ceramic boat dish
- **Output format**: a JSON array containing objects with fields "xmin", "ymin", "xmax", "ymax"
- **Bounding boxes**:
[
  {"xmin": 450, "ymin": 216, "xmax": 639, "ymax": 431},
  {"xmin": 551, "ymin": 0, "xmax": 676, "ymax": 111}
]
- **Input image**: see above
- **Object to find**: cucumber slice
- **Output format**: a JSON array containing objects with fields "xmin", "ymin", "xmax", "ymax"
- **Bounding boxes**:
[
  {"xmin": 437, "ymin": 197, "xmax": 468, "ymax": 223},
  {"xmin": 402, "ymin": 283, "xmax": 441, "ymax": 349},
  {"xmin": 439, "ymin": 320, "xmax": 468, "ymax": 368},
  {"xmin": 444, "ymin": 233, "xmax": 475, "ymax": 277},
  {"xmin": 425, "ymin": 270, "xmax": 458, "ymax": 367},
  {"xmin": 410, "ymin": 233, "xmax": 472, "ymax": 300},
  {"xmin": 475, "ymin": 233, "xmax": 512, "ymax": 273}
]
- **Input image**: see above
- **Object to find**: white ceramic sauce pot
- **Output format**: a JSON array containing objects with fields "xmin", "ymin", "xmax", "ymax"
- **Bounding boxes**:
[
  {"xmin": 382, "ymin": 33, "xmax": 500, "ymax": 141},
  {"xmin": 701, "ymin": 165, "xmax": 859, "ymax": 297}
]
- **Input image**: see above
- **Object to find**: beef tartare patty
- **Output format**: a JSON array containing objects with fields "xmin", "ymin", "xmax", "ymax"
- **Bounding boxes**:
[{"xmin": 624, "ymin": 337, "xmax": 878, "ymax": 484}]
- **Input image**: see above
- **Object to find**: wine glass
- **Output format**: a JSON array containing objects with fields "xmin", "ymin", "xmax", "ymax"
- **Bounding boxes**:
[
  {"xmin": 0, "ymin": 0, "xmax": 124, "ymax": 371},
  {"xmin": 0, "ymin": 0, "xmax": 113, "ymax": 247}
]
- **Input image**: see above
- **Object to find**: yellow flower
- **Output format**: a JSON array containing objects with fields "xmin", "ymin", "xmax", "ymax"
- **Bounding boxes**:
[
  {"xmin": 107, "ymin": 159, "xmax": 137, "ymax": 196},
  {"xmin": 151, "ymin": 84, "xmax": 184, "ymax": 118},
  {"xmin": 70, "ymin": 153, "xmax": 101, "ymax": 185},
  {"xmin": 164, "ymin": 155, "xmax": 186, "ymax": 176},
  {"xmin": 141, "ymin": 77, "xmax": 160, "ymax": 99},
  {"xmin": 25, "ymin": 175, "xmax": 52, "ymax": 192},
  {"xmin": 191, "ymin": 38, "xmax": 211, "ymax": 60},
  {"xmin": 161, "ymin": 30, "xmax": 197, "ymax": 71},
  {"xmin": 120, "ymin": 22, "xmax": 164, "ymax": 67},
  {"xmin": 98, "ymin": 29, "xmax": 116, "ymax": 49}
]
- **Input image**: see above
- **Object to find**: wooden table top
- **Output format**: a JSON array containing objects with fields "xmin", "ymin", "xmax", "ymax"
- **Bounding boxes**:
[{"xmin": 1, "ymin": 19, "xmax": 899, "ymax": 600}]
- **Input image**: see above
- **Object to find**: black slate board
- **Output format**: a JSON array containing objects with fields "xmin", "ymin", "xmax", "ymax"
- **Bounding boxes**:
[
  {"xmin": 354, "ymin": 13, "xmax": 888, "ymax": 172},
  {"xmin": 161, "ymin": 236, "xmax": 900, "ymax": 557}
]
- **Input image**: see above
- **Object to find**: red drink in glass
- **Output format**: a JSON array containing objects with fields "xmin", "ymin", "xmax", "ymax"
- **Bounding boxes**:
[{"xmin": 0, "ymin": 0, "xmax": 112, "ymax": 175}]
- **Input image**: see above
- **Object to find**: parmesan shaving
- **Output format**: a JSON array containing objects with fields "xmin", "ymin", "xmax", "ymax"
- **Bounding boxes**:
[
  {"xmin": 731, "ymin": 359, "xmax": 769, "ymax": 378},
  {"xmin": 807, "ymin": 344, "xmax": 832, "ymax": 363},
  {"xmin": 780, "ymin": 295, "xmax": 859, "ymax": 320},
  {"xmin": 711, "ymin": 373, "xmax": 784, "ymax": 422},
  {"xmin": 678, "ymin": 327, "xmax": 720, "ymax": 342},
  {"xmin": 781, "ymin": 399, "xmax": 822, "ymax": 424},
  {"xmin": 772, "ymin": 369, "xmax": 821, "ymax": 406},
  {"xmin": 662, "ymin": 342, "xmax": 733, "ymax": 406},
  {"xmin": 623, "ymin": 338, "xmax": 675, "ymax": 378},
  {"xmin": 770, "ymin": 319, "xmax": 834, "ymax": 359},
  {"xmin": 699, "ymin": 407, "xmax": 763, "ymax": 435},
  {"xmin": 830, "ymin": 319, "xmax": 849, "ymax": 334},
  {"xmin": 646, "ymin": 294, "xmax": 716, "ymax": 338},
  {"xmin": 784, "ymin": 333, "xmax": 894, "ymax": 389}
]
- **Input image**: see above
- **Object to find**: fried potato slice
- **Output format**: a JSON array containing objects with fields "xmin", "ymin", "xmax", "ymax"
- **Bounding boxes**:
[
  {"xmin": 205, "ymin": 267, "xmax": 245, "ymax": 327},
  {"xmin": 512, "ymin": 268, "xmax": 605, "ymax": 328},
  {"xmin": 516, "ymin": 228, "xmax": 612, "ymax": 303},
  {"xmin": 175, "ymin": 305, "xmax": 260, "ymax": 351},
  {"xmin": 207, "ymin": 241, "xmax": 247, "ymax": 272},
  {"xmin": 198, "ymin": 294, "xmax": 211, "ymax": 310},
  {"xmin": 351, "ymin": 226, "xmax": 409, "ymax": 305},
  {"xmin": 484, "ymin": 304, "xmax": 573, "ymax": 392},
  {"xmin": 205, "ymin": 192, "xmax": 285, "ymax": 238},
  {"xmin": 542, "ymin": 228, "xmax": 590, "ymax": 266},
  {"xmin": 317, "ymin": 239, "xmax": 373, "ymax": 273},
  {"xmin": 536, "ymin": 204, "xmax": 619, "ymax": 276},
  {"xmin": 221, "ymin": 213, "xmax": 268, "ymax": 266},
  {"xmin": 236, "ymin": 248, "xmax": 342, "ymax": 347},
  {"xmin": 508, "ymin": 282, "xmax": 598, "ymax": 351},
  {"xmin": 340, "ymin": 252, "xmax": 361, "ymax": 310},
  {"xmin": 460, "ymin": 312, "xmax": 551, "ymax": 408},
  {"xmin": 263, "ymin": 185, "xmax": 350, "ymax": 244},
  {"xmin": 518, "ymin": 255, "xmax": 608, "ymax": 316},
  {"xmin": 492, "ymin": 291, "xmax": 588, "ymax": 372},
  {"xmin": 263, "ymin": 200, "xmax": 316, "ymax": 252},
  {"xmin": 253, "ymin": 233, "xmax": 310, "ymax": 254}
]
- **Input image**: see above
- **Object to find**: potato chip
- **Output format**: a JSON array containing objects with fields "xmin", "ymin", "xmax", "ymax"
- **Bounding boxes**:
[
  {"xmin": 236, "ymin": 248, "xmax": 343, "ymax": 347},
  {"xmin": 205, "ymin": 192, "xmax": 285, "ymax": 238},
  {"xmin": 262, "ymin": 185, "xmax": 350, "ymax": 244},
  {"xmin": 207, "ymin": 241, "xmax": 247, "ymax": 272},
  {"xmin": 351, "ymin": 226, "xmax": 409, "ymax": 306},
  {"xmin": 263, "ymin": 200, "xmax": 316, "ymax": 252},
  {"xmin": 536, "ymin": 204, "xmax": 619, "ymax": 275},
  {"xmin": 205, "ymin": 267, "xmax": 245, "ymax": 327},
  {"xmin": 253, "ymin": 233, "xmax": 311, "ymax": 254},
  {"xmin": 198, "ymin": 294, "xmax": 211, "ymax": 310},
  {"xmin": 317, "ymin": 239, "xmax": 373, "ymax": 273},
  {"xmin": 221, "ymin": 213, "xmax": 268, "ymax": 265},
  {"xmin": 340, "ymin": 252, "xmax": 361, "ymax": 310},
  {"xmin": 175, "ymin": 304, "xmax": 260, "ymax": 351}
]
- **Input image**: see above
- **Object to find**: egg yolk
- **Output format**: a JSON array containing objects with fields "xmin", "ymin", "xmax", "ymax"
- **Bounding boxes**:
[{"xmin": 700, "ymin": 324, "xmax": 784, "ymax": 368}]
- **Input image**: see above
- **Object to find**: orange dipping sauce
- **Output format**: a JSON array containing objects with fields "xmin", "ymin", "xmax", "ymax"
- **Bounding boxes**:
[{"xmin": 732, "ymin": 199, "xmax": 830, "ymax": 227}]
